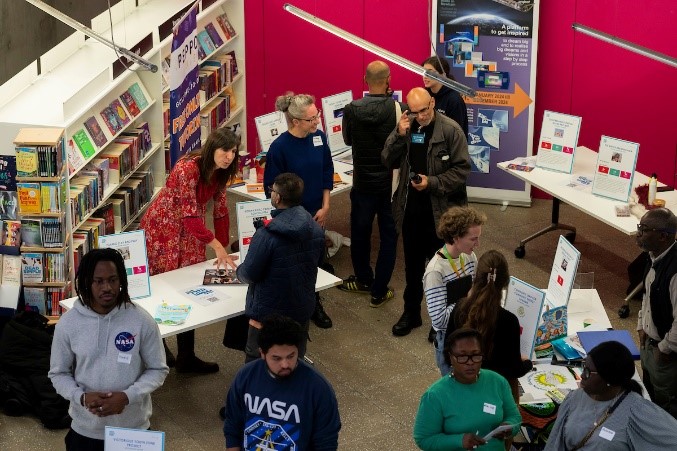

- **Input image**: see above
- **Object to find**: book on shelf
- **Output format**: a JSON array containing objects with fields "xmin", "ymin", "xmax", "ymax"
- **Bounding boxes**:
[
  {"xmin": 197, "ymin": 30, "xmax": 217, "ymax": 56},
  {"xmin": 21, "ymin": 252, "xmax": 44, "ymax": 283},
  {"xmin": 41, "ymin": 216, "xmax": 66, "ymax": 248},
  {"xmin": 16, "ymin": 146, "xmax": 38, "ymax": 177},
  {"xmin": 1, "ymin": 254, "xmax": 21, "ymax": 285},
  {"xmin": 84, "ymin": 116, "xmax": 108, "ymax": 148},
  {"xmin": 40, "ymin": 177, "xmax": 67, "ymax": 213},
  {"xmin": 47, "ymin": 286, "xmax": 71, "ymax": 316},
  {"xmin": 23, "ymin": 286, "xmax": 47, "ymax": 314},
  {"xmin": 216, "ymin": 13, "xmax": 237, "ymax": 40},
  {"xmin": 45, "ymin": 252, "xmax": 67, "ymax": 282},
  {"xmin": 109, "ymin": 99, "xmax": 131, "ymax": 128},
  {"xmin": 17, "ymin": 182, "xmax": 41, "ymax": 214},
  {"xmin": 0, "ymin": 191, "xmax": 18, "ymax": 220},
  {"xmin": 110, "ymin": 198, "xmax": 128, "ymax": 232},
  {"xmin": 100, "ymin": 142, "xmax": 132, "ymax": 182},
  {"xmin": 2, "ymin": 220, "xmax": 21, "ymax": 246},
  {"xmin": 0, "ymin": 155, "xmax": 17, "ymax": 191},
  {"xmin": 127, "ymin": 82, "xmax": 149, "ymax": 110},
  {"xmin": 204, "ymin": 22, "xmax": 224, "ymax": 47},
  {"xmin": 120, "ymin": 91, "xmax": 141, "ymax": 117},
  {"xmin": 72, "ymin": 129, "xmax": 97, "ymax": 159},
  {"xmin": 93, "ymin": 202, "xmax": 116, "ymax": 235},
  {"xmin": 20, "ymin": 217, "xmax": 42, "ymax": 247},
  {"xmin": 135, "ymin": 122, "xmax": 152, "ymax": 152},
  {"xmin": 85, "ymin": 158, "xmax": 111, "ymax": 195},
  {"xmin": 100, "ymin": 105, "xmax": 124, "ymax": 135}
]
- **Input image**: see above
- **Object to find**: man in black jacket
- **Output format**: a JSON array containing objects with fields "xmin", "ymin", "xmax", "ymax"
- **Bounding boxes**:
[{"xmin": 339, "ymin": 61, "xmax": 403, "ymax": 307}]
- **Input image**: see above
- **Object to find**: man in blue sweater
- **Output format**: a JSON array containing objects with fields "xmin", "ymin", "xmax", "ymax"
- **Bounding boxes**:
[{"xmin": 223, "ymin": 315, "xmax": 341, "ymax": 450}]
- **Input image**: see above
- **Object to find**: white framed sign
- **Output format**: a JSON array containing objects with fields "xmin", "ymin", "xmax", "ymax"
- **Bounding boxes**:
[{"xmin": 98, "ymin": 230, "xmax": 151, "ymax": 299}]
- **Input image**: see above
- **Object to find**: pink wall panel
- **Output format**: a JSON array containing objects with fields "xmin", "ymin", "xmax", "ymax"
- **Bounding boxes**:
[{"xmin": 246, "ymin": 1, "xmax": 677, "ymax": 187}]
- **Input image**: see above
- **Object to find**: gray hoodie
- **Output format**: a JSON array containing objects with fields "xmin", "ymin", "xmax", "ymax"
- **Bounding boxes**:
[{"xmin": 49, "ymin": 299, "xmax": 168, "ymax": 440}]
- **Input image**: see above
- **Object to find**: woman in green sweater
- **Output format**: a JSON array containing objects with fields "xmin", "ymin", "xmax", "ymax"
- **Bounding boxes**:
[{"xmin": 414, "ymin": 328, "xmax": 521, "ymax": 450}]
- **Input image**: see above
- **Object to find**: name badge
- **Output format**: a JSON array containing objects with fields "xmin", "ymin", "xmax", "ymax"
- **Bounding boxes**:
[
  {"xmin": 117, "ymin": 352, "xmax": 132, "ymax": 364},
  {"xmin": 599, "ymin": 427, "xmax": 615, "ymax": 441},
  {"xmin": 411, "ymin": 133, "xmax": 425, "ymax": 144},
  {"xmin": 313, "ymin": 136, "xmax": 323, "ymax": 147},
  {"xmin": 483, "ymin": 402, "xmax": 496, "ymax": 415}
]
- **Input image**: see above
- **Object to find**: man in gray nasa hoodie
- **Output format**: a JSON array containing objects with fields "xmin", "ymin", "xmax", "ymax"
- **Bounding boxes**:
[{"xmin": 49, "ymin": 248, "xmax": 168, "ymax": 449}]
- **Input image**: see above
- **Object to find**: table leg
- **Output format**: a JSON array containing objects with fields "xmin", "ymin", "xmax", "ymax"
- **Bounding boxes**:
[{"xmin": 514, "ymin": 198, "xmax": 577, "ymax": 258}]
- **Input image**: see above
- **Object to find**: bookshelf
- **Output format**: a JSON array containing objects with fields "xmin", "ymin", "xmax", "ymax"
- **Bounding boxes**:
[{"xmin": 0, "ymin": 0, "xmax": 247, "ymax": 315}]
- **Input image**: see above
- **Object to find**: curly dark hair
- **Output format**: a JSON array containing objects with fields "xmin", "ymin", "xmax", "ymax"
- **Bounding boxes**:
[{"xmin": 75, "ymin": 248, "xmax": 131, "ymax": 310}]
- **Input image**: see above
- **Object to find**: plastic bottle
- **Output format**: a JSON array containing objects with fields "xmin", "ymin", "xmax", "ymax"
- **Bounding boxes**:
[{"xmin": 648, "ymin": 173, "xmax": 657, "ymax": 206}]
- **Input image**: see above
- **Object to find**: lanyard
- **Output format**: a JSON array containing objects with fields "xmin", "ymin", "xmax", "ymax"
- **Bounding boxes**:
[{"xmin": 441, "ymin": 246, "xmax": 466, "ymax": 278}]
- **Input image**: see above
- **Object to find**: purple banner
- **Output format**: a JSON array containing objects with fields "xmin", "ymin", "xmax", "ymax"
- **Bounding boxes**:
[{"xmin": 169, "ymin": 2, "xmax": 201, "ymax": 167}]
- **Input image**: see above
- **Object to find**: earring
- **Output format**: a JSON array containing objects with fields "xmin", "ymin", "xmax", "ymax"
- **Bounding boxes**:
[{"xmin": 606, "ymin": 383, "xmax": 610, "ymax": 387}]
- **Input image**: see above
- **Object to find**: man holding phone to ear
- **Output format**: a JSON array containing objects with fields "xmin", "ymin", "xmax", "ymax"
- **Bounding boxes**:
[{"xmin": 382, "ymin": 87, "xmax": 470, "ymax": 337}]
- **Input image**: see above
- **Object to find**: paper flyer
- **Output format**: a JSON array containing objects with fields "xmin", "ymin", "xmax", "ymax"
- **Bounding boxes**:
[
  {"xmin": 504, "ymin": 276, "xmax": 546, "ymax": 358},
  {"xmin": 591, "ymin": 135, "xmax": 639, "ymax": 202},
  {"xmin": 518, "ymin": 363, "xmax": 580, "ymax": 404},
  {"xmin": 154, "ymin": 303, "xmax": 192, "ymax": 325},
  {"xmin": 321, "ymin": 91, "xmax": 353, "ymax": 161},
  {"xmin": 544, "ymin": 235, "xmax": 581, "ymax": 308},
  {"xmin": 105, "ymin": 427, "xmax": 164, "ymax": 451},
  {"xmin": 235, "ymin": 199, "xmax": 273, "ymax": 263},
  {"xmin": 98, "ymin": 230, "xmax": 151, "ymax": 299},
  {"xmin": 254, "ymin": 111, "xmax": 288, "ymax": 153},
  {"xmin": 536, "ymin": 110, "xmax": 582, "ymax": 173},
  {"xmin": 181, "ymin": 285, "xmax": 232, "ymax": 306}
]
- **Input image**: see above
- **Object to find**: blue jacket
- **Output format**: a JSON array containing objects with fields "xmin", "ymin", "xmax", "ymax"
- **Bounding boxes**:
[{"xmin": 238, "ymin": 206, "xmax": 325, "ymax": 323}]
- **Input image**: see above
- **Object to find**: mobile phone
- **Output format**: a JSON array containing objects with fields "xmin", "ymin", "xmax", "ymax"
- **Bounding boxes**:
[{"xmin": 409, "ymin": 172, "xmax": 422, "ymax": 183}]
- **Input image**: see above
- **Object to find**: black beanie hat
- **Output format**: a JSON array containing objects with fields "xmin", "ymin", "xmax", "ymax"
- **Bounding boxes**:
[{"xmin": 588, "ymin": 341, "xmax": 634, "ymax": 387}]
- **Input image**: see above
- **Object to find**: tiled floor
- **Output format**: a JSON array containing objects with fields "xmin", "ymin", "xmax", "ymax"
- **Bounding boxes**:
[{"xmin": 0, "ymin": 193, "xmax": 643, "ymax": 450}]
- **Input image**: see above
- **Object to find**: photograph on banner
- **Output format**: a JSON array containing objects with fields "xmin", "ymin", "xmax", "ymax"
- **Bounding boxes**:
[
  {"xmin": 544, "ymin": 235, "xmax": 580, "ymax": 308},
  {"xmin": 168, "ymin": 4, "xmax": 201, "ymax": 167},
  {"xmin": 254, "ymin": 111, "xmax": 288, "ymax": 153},
  {"xmin": 591, "ymin": 136, "xmax": 639, "ymax": 202},
  {"xmin": 504, "ymin": 276, "xmax": 546, "ymax": 358},
  {"xmin": 433, "ymin": 0, "xmax": 537, "ymax": 203},
  {"xmin": 98, "ymin": 230, "xmax": 151, "ymax": 300},
  {"xmin": 235, "ymin": 198, "xmax": 273, "ymax": 263},
  {"xmin": 105, "ymin": 426, "xmax": 164, "ymax": 451},
  {"xmin": 536, "ymin": 110, "xmax": 582, "ymax": 173},
  {"xmin": 321, "ymin": 91, "xmax": 353, "ymax": 162}
]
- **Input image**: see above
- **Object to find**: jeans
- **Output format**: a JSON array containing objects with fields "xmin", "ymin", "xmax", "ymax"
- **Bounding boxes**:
[
  {"xmin": 244, "ymin": 321, "xmax": 309, "ymax": 364},
  {"xmin": 402, "ymin": 207, "xmax": 444, "ymax": 315},
  {"xmin": 350, "ymin": 189, "xmax": 398, "ymax": 298},
  {"xmin": 435, "ymin": 329, "xmax": 451, "ymax": 376}
]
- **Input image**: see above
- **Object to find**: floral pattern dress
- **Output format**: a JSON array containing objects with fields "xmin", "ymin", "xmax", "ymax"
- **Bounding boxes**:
[{"xmin": 140, "ymin": 157, "xmax": 230, "ymax": 276}]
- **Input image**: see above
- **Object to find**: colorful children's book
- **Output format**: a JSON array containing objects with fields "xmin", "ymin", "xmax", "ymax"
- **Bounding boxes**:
[
  {"xmin": 23, "ymin": 286, "xmax": 47, "ymax": 314},
  {"xmin": 100, "ymin": 106, "xmax": 123, "ymax": 135},
  {"xmin": 205, "ymin": 22, "xmax": 224, "ymax": 47},
  {"xmin": 2, "ymin": 220, "xmax": 21, "ymax": 246},
  {"xmin": 21, "ymin": 252, "xmax": 44, "ymax": 283},
  {"xmin": 20, "ymin": 217, "xmax": 42, "ymax": 247},
  {"xmin": 127, "ymin": 82, "xmax": 149, "ymax": 110},
  {"xmin": 84, "ymin": 116, "xmax": 108, "ymax": 147},
  {"xmin": 72, "ymin": 129, "xmax": 97, "ymax": 159},
  {"xmin": 0, "ymin": 191, "xmax": 18, "ymax": 220},
  {"xmin": 120, "ymin": 91, "xmax": 141, "ymax": 117},
  {"xmin": 109, "ymin": 99, "xmax": 131, "ymax": 127},
  {"xmin": 15, "ymin": 146, "xmax": 38, "ymax": 177},
  {"xmin": 17, "ymin": 182, "xmax": 42, "ymax": 214},
  {"xmin": 0, "ymin": 155, "xmax": 17, "ymax": 191},
  {"xmin": 197, "ymin": 30, "xmax": 216, "ymax": 57}
]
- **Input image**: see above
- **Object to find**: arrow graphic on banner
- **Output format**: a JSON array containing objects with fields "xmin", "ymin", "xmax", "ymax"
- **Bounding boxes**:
[{"xmin": 463, "ymin": 83, "xmax": 533, "ymax": 118}]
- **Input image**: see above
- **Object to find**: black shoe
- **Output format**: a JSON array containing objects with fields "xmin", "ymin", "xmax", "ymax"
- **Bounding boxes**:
[
  {"xmin": 392, "ymin": 312, "xmax": 422, "ymax": 337},
  {"xmin": 176, "ymin": 355, "xmax": 219, "ymax": 374},
  {"xmin": 312, "ymin": 302, "xmax": 333, "ymax": 328},
  {"xmin": 219, "ymin": 406, "xmax": 226, "ymax": 421},
  {"xmin": 2, "ymin": 398, "xmax": 24, "ymax": 417},
  {"xmin": 427, "ymin": 326, "xmax": 436, "ymax": 343}
]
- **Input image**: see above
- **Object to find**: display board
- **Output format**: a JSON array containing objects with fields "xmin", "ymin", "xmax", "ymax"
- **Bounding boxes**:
[{"xmin": 433, "ymin": 0, "xmax": 540, "ymax": 206}]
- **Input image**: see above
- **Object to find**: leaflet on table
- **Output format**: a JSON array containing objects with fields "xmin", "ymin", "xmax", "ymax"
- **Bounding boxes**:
[
  {"xmin": 535, "ymin": 111, "xmax": 582, "ymax": 173},
  {"xmin": 518, "ymin": 363, "xmax": 579, "ymax": 404},
  {"xmin": 181, "ymin": 285, "xmax": 232, "ymax": 306},
  {"xmin": 504, "ymin": 276, "xmax": 545, "ymax": 358},
  {"xmin": 104, "ymin": 426, "xmax": 164, "ymax": 451},
  {"xmin": 235, "ymin": 199, "xmax": 273, "ymax": 263},
  {"xmin": 505, "ymin": 156, "xmax": 536, "ymax": 172},
  {"xmin": 565, "ymin": 174, "xmax": 594, "ymax": 192},
  {"xmin": 254, "ymin": 111, "xmax": 288, "ymax": 153},
  {"xmin": 544, "ymin": 235, "xmax": 580, "ymax": 309},
  {"xmin": 154, "ymin": 303, "xmax": 191, "ymax": 325},
  {"xmin": 591, "ymin": 136, "xmax": 639, "ymax": 202},
  {"xmin": 98, "ymin": 230, "xmax": 150, "ymax": 299},
  {"xmin": 321, "ymin": 91, "xmax": 353, "ymax": 162}
]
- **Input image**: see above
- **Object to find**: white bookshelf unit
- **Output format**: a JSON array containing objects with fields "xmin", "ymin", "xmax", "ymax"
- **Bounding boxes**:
[{"xmin": 0, "ymin": 0, "xmax": 246, "ymax": 302}]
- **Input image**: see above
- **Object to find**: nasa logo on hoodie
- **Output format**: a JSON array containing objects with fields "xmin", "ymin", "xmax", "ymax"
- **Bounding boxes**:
[{"xmin": 115, "ymin": 332, "xmax": 136, "ymax": 352}]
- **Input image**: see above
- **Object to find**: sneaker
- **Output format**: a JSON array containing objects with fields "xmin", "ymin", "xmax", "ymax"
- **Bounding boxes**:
[
  {"xmin": 370, "ymin": 288, "xmax": 394, "ymax": 308},
  {"xmin": 337, "ymin": 275, "xmax": 371, "ymax": 293}
]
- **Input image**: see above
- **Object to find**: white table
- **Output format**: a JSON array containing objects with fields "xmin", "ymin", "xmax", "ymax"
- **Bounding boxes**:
[
  {"xmin": 228, "ymin": 159, "xmax": 354, "ymax": 201},
  {"xmin": 60, "ymin": 259, "xmax": 341, "ymax": 338},
  {"xmin": 498, "ymin": 146, "xmax": 677, "ymax": 258}
]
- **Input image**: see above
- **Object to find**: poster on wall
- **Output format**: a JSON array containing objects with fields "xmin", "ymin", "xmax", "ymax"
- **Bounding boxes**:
[
  {"xmin": 591, "ymin": 136, "xmax": 638, "ymax": 202},
  {"xmin": 536, "ymin": 111, "xmax": 582, "ymax": 173},
  {"xmin": 433, "ymin": 0, "xmax": 539, "ymax": 205},
  {"xmin": 169, "ymin": 2, "xmax": 201, "ymax": 168},
  {"xmin": 321, "ymin": 91, "xmax": 353, "ymax": 162}
]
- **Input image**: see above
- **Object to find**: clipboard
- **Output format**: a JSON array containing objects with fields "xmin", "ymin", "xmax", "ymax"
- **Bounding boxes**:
[{"xmin": 446, "ymin": 275, "xmax": 472, "ymax": 306}]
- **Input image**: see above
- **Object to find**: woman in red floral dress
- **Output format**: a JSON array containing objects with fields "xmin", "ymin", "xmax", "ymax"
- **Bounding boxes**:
[{"xmin": 141, "ymin": 128, "xmax": 239, "ymax": 373}]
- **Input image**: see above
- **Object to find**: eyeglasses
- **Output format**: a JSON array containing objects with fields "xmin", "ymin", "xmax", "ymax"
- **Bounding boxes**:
[
  {"xmin": 636, "ymin": 224, "xmax": 673, "ymax": 235},
  {"xmin": 451, "ymin": 354, "xmax": 483, "ymax": 364},
  {"xmin": 581, "ymin": 363, "xmax": 598, "ymax": 380},
  {"xmin": 295, "ymin": 110, "xmax": 322, "ymax": 123},
  {"xmin": 408, "ymin": 101, "xmax": 433, "ymax": 118},
  {"xmin": 267, "ymin": 185, "xmax": 278, "ymax": 194}
]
